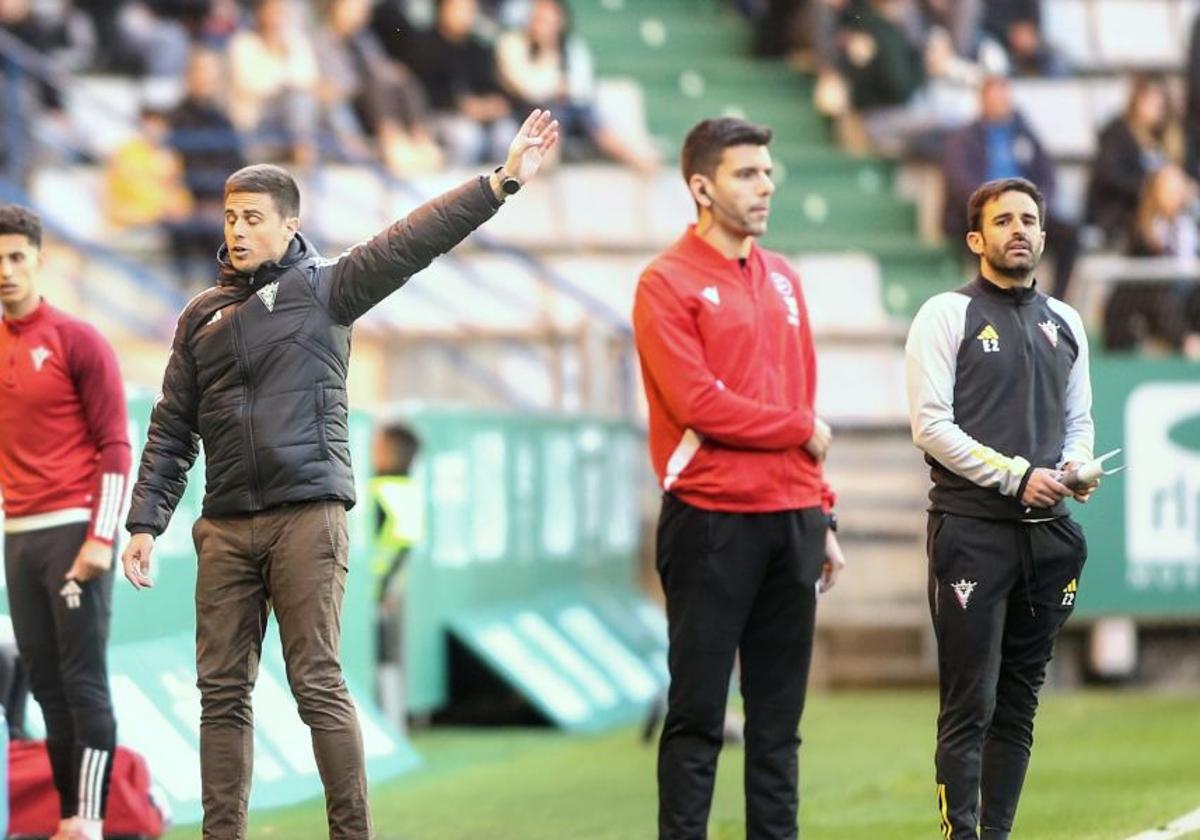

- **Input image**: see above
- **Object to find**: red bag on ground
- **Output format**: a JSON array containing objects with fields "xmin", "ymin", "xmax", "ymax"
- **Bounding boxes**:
[{"xmin": 8, "ymin": 740, "xmax": 167, "ymax": 838}]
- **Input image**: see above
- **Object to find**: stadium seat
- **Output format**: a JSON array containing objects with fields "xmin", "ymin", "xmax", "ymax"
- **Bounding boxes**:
[
  {"xmin": 792, "ymin": 252, "xmax": 895, "ymax": 337},
  {"xmin": 1010, "ymin": 79, "xmax": 1095, "ymax": 160},
  {"xmin": 815, "ymin": 347, "xmax": 909, "ymax": 426},
  {"xmin": 30, "ymin": 167, "xmax": 107, "ymax": 241},
  {"xmin": 1086, "ymin": 76, "xmax": 1131, "ymax": 132},
  {"xmin": 1093, "ymin": 0, "xmax": 1181, "ymax": 68},
  {"xmin": 1043, "ymin": 0, "xmax": 1098, "ymax": 70}
]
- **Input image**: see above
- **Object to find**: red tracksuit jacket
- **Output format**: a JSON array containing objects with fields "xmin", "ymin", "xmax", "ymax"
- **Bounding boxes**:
[
  {"xmin": 633, "ymin": 227, "xmax": 835, "ymax": 513},
  {"xmin": 0, "ymin": 300, "xmax": 131, "ymax": 544}
]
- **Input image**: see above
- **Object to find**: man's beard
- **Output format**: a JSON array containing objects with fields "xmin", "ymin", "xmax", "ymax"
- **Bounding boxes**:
[{"xmin": 984, "ymin": 240, "xmax": 1041, "ymax": 279}]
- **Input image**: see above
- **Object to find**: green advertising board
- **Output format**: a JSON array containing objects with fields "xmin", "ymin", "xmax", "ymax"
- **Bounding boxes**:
[
  {"xmin": 0, "ymin": 391, "xmax": 418, "ymax": 826},
  {"xmin": 1073, "ymin": 356, "xmax": 1200, "ymax": 618},
  {"xmin": 397, "ymin": 409, "xmax": 668, "ymax": 730}
]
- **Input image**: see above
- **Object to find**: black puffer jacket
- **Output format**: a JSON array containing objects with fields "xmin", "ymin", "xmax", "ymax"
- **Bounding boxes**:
[{"xmin": 126, "ymin": 176, "xmax": 501, "ymax": 536}]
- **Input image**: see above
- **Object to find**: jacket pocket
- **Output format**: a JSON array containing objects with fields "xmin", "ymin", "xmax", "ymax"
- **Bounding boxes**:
[{"xmin": 315, "ymin": 384, "xmax": 330, "ymax": 460}]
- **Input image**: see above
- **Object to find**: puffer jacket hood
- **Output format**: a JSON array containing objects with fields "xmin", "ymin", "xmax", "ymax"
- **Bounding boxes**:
[{"xmin": 215, "ymin": 233, "xmax": 311, "ymax": 287}]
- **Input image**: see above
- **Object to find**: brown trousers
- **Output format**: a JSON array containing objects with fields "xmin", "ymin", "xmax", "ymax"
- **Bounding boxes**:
[{"xmin": 192, "ymin": 501, "xmax": 370, "ymax": 840}]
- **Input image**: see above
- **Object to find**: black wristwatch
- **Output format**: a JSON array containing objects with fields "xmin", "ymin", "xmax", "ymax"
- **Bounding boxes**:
[
  {"xmin": 494, "ymin": 166, "xmax": 521, "ymax": 195},
  {"xmin": 825, "ymin": 512, "xmax": 838, "ymax": 533}
]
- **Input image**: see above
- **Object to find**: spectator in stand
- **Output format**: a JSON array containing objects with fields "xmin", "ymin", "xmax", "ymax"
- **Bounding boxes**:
[
  {"xmin": 369, "ymin": 0, "xmax": 418, "ymax": 66},
  {"xmin": 1086, "ymin": 74, "xmax": 1179, "ymax": 248},
  {"xmin": 1184, "ymin": 12, "xmax": 1200, "ymax": 183},
  {"xmin": 112, "ymin": 1, "xmax": 191, "ymax": 78},
  {"xmin": 314, "ymin": 0, "xmax": 443, "ymax": 176},
  {"xmin": 228, "ymin": 0, "xmax": 320, "ymax": 165},
  {"xmin": 409, "ymin": 0, "xmax": 516, "ymax": 166},
  {"xmin": 839, "ymin": 0, "xmax": 980, "ymax": 157},
  {"xmin": 1105, "ymin": 164, "xmax": 1200, "ymax": 358},
  {"xmin": 0, "ymin": 0, "xmax": 74, "ymax": 184},
  {"xmin": 943, "ymin": 76, "xmax": 1080, "ymax": 299},
  {"xmin": 194, "ymin": 0, "xmax": 243, "ymax": 48},
  {"xmin": 981, "ymin": 0, "xmax": 1066, "ymax": 77},
  {"xmin": 167, "ymin": 48, "xmax": 246, "ymax": 288},
  {"xmin": 496, "ymin": 0, "xmax": 657, "ymax": 171},
  {"xmin": 104, "ymin": 104, "xmax": 194, "ymax": 234}
]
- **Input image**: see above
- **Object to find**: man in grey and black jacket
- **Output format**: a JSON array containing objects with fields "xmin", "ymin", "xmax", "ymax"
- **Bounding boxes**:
[
  {"xmin": 122, "ymin": 110, "xmax": 559, "ymax": 840},
  {"xmin": 905, "ymin": 177, "xmax": 1098, "ymax": 840}
]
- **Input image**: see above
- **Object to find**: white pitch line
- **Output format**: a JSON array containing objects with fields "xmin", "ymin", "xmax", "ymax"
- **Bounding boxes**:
[{"xmin": 1125, "ymin": 805, "xmax": 1200, "ymax": 840}]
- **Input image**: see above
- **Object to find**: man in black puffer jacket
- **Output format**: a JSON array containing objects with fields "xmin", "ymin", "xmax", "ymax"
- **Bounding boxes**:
[{"xmin": 122, "ymin": 110, "xmax": 559, "ymax": 840}]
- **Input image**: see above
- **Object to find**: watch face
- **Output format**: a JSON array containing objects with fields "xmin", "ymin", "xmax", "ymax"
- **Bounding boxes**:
[{"xmin": 502, "ymin": 178, "xmax": 521, "ymax": 195}]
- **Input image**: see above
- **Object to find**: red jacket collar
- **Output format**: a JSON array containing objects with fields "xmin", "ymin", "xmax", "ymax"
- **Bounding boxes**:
[
  {"xmin": 2, "ymin": 298, "xmax": 48, "ymax": 333},
  {"xmin": 674, "ymin": 225, "xmax": 764, "ymax": 271}
]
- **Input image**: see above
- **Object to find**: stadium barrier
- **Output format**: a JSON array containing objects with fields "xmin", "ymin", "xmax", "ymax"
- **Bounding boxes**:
[
  {"xmin": 1073, "ymin": 356, "xmax": 1200, "ymax": 617},
  {"xmin": 395, "ymin": 408, "xmax": 669, "ymax": 730}
]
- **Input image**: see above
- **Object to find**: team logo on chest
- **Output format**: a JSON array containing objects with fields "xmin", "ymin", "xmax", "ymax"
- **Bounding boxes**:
[
  {"xmin": 769, "ymin": 272, "xmax": 801, "ymax": 326},
  {"xmin": 1038, "ymin": 319, "xmax": 1059, "ymax": 348},
  {"xmin": 30, "ymin": 345, "xmax": 52, "ymax": 371},
  {"xmin": 977, "ymin": 324, "xmax": 1000, "ymax": 353},
  {"xmin": 257, "ymin": 281, "xmax": 280, "ymax": 313},
  {"xmin": 700, "ymin": 285, "xmax": 720, "ymax": 306}
]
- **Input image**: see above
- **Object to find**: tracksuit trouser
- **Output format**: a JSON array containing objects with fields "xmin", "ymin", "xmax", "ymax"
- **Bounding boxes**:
[
  {"xmin": 5, "ymin": 522, "xmax": 117, "ymax": 821},
  {"xmin": 656, "ymin": 494, "xmax": 826, "ymax": 840},
  {"xmin": 927, "ymin": 512, "xmax": 1087, "ymax": 839}
]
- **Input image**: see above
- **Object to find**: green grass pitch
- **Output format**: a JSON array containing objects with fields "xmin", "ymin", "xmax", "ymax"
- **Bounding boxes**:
[{"xmin": 163, "ymin": 689, "xmax": 1200, "ymax": 839}]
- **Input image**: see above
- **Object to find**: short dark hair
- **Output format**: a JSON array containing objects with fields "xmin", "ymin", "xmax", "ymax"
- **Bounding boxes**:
[
  {"xmin": 966, "ymin": 177, "xmax": 1045, "ymax": 233},
  {"xmin": 0, "ymin": 204, "xmax": 42, "ymax": 248},
  {"xmin": 224, "ymin": 164, "xmax": 300, "ymax": 218},
  {"xmin": 681, "ymin": 117, "xmax": 773, "ymax": 182}
]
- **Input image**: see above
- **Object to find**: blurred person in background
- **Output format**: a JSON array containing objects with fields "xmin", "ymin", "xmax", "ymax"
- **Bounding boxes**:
[
  {"xmin": 496, "ymin": 0, "xmax": 657, "ymax": 171},
  {"xmin": 906, "ymin": 177, "xmax": 1096, "ymax": 840},
  {"xmin": 837, "ymin": 0, "xmax": 980, "ymax": 157},
  {"xmin": 112, "ymin": 1, "xmax": 191, "ymax": 79},
  {"xmin": 0, "ymin": 0, "xmax": 76, "ymax": 184},
  {"xmin": 314, "ymin": 0, "xmax": 443, "ymax": 176},
  {"xmin": 1104, "ymin": 164, "xmax": 1200, "ymax": 359},
  {"xmin": 120, "ymin": 110, "xmax": 558, "ymax": 840},
  {"xmin": 0, "ymin": 205, "xmax": 131, "ymax": 840},
  {"xmin": 633, "ymin": 117, "xmax": 845, "ymax": 840},
  {"xmin": 409, "ymin": 0, "xmax": 516, "ymax": 166},
  {"xmin": 942, "ymin": 76, "xmax": 1079, "ymax": 299},
  {"xmin": 981, "ymin": 0, "xmax": 1066, "ymax": 77},
  {"xmin": 1086, "ymin": 73, "xmax": 1179, "ymax": 248},
  {"xmin": 167, "ymin": 47, "xmax": 247, "ymax": 290},
  {"xmin": 228, "ymin": 0, "xmax": 320, "ymax": 165},
  {"xmin": 104, "ymin": 104, "xmax": 194, "ymax": 233},
  {"xmin": 1184, "ymin": 11, "xmax": 1200, "ymax": 183}
]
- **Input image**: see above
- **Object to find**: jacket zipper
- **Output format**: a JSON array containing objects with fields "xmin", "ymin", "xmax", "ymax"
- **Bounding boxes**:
[{"xmin": 230, "ymin": 303, "xmax": 262, "ymax": 509}]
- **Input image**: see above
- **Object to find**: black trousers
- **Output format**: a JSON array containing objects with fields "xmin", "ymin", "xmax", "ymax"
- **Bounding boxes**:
[
  {"xmin": 927, "ymin": 513, "xmax": 1087, "ymax": 839},
  {"xmin": 656, "ymin": 494, "xmax": 825, "ymax": 840},
  {"xmin": 4, "ymin": 523, "xmax": 117, "ymax": 821}
]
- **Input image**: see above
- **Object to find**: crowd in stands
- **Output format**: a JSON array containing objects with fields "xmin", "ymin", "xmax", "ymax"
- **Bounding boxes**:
[
  {"xmin": 0, "ymin": 0, "xmax": 655, "ymax": 287},
  {"xmin": 747, "ymin": 0, "xmax": 1200, "ymax": 357},
  {"xmin": 3, "ymin": 0, "xmax": 1200, "ymax": 355}
]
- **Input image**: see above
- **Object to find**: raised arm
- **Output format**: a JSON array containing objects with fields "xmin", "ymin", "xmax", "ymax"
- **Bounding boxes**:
[{"xmin": 327, "ymin": 109, "xmax": 560, "ymax": 323}]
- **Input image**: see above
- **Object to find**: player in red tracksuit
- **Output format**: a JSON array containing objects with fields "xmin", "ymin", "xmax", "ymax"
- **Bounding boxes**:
[
  {"xmin": 633, "ymin": 118, "xmax": 846, "ymax": 840},
  {"xmin": 0, "ymin": 205, "xmax": 130, "ymax": 840}
]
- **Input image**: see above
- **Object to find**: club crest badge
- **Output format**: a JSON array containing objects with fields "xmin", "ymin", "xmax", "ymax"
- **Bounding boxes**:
[
  {"xmin": 257, "ymin": 281, "xmax": 279, "ymax": 313},
  {"xmin": 1038, "ymin": 320, "xmax": 1059, "ymax": 348},
  {"xmin": 950, "ymin": 579, "xmax": 977, "ymax": 610}
]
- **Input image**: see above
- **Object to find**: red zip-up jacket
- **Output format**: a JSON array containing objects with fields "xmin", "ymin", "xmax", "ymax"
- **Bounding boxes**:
[
  {"xmin": 0, "ymin": 300, "xmax": 131, "ymax": 545},
  {"xmin": 633, "ymin": 227, "xmax": 835, "ymax": 513}
]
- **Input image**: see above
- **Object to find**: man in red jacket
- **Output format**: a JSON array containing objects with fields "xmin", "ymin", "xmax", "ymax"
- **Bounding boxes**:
[
  {"xmin": 0, "ymin": 204, "xmax": 131, "ymax": 840},
  {"xmin": 633, "ymin": 118, "xmax": 846, "ymax": 839}
]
